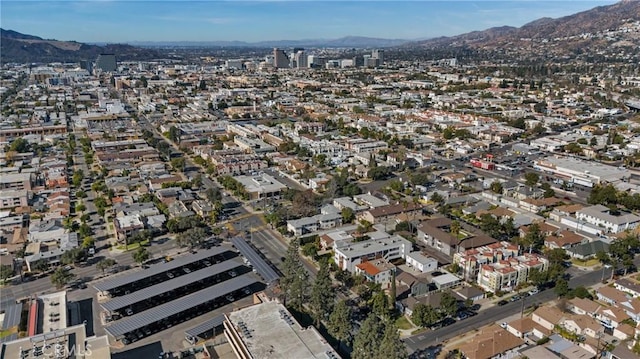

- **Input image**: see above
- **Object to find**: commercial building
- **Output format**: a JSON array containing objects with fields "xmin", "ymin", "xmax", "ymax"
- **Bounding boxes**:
[
  {"xmin": 94, "ymin": 54, "xmax": 117, "ymax": 72},
  {"xmin": 334, "ymin": 235, "xmax": 412, "ymax": 272},
  {"xmin": 0, "ymin": 291, "xmax": 111, "ymax": 359},
  {"xmin": 233, "ymin": 173, "xmax": 288, "ymax": 200},
  {"xmin": 224, "ymin": 300, "xmax": 339, "ymax": 359},
  {"xmin": 372, "ymin": 49, "xmax": 384, "ymax": 65},
  {"xmin": 273, "ymin": 48, "xmax": 290, "ymax": 69},
  {"xmin": 533, "ymin": 156, "xmax": 630, "ymax": 188}
]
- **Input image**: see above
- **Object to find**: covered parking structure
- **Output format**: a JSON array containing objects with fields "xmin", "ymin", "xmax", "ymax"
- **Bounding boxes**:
[
  {"xmin": 230, "ymin": 237, "xmax": 280, "ymax": 284},
  {"xmin": 104, "ymin": 274, "xmax": 260, "ymax": 343},
  {"xmin": 184, "ymin": 315, "xmax": 225, "ymax": 344},
  {"xmin": 93, "ymin": 247, "xmax": 233, "ymax": 296},
  {"xmin": 100, "ymin": 259, "xmax": 245, "ymax": 316}
]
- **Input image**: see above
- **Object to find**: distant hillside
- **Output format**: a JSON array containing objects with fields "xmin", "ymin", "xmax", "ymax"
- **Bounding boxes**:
[
  {"xmin": 0, "ymin": 29, "xmax": 163, "ymax": 64},
  {"xmin": 409, "ymin": 0, "xmax": 640, "ymax": 51},
  {"xmin": 131, "ymin": 36, "xmax": 409, "ymax": 48}
]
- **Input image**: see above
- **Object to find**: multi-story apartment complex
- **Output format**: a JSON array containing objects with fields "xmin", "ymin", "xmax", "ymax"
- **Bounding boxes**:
[
  {"xmin": 476, "ymin": 253, "xmax": 549, "ymax": 293},
  {"xmin": 575, "ymin": 204, "xmax": 640, "ymax": 234},
  {"xmin": 0, "ymin": 173, "xmax": 34, "ymax": 191},
  {"xmin": 334, "ymin": 235, "xmax": 411, "ymax": 272},
  {"xmin": 453, "ymin": 241, "xmax": 520, "ymax": 282}
]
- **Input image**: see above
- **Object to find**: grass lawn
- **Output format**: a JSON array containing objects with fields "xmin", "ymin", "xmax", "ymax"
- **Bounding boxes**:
[
  {"xmin": 571, "ymin": 258, "xmax": 600, "ymax": 267},
  {"xmin": 116, "ymin": 239, "xmax": 150, "ymax": 251},
  {"xmin": 395, "ymin": 316, "xmax": 414, "ymax": 330}
]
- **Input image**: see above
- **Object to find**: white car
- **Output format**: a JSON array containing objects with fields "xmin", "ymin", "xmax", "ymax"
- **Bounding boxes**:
[
  {"xmin": 528, "ymin": 288, "xmax": 539, "ymax": 296},
  {"xmin": 500, "ymin": 322, "xmax": 508, "ymax": 329}
]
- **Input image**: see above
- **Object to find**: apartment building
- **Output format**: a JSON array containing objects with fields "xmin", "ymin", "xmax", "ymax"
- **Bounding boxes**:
[
  {"xmin": 476, "ymin": 253, "xmax": 549, "ymax": 293},
  {"xmin": 355, "ymin": 259, "xmax": 396, "ymax": 289},
  {"xmin": 453, "ymin": 241, "xmax": 520, "ymax": 282},
  {"xmin": 0, "ymin": 173, "xmax": 34, "ymax": 191},
  {"xmin": 0, "ymin": 189, "xmax": 29, "ymax": 209},
  {"xmin": 575, "ymin": 204, "xmax": 640, "ymax": 233},
  {"xmin": 334, "ymin": 235, "xmax": 411, "ymax": 272}
]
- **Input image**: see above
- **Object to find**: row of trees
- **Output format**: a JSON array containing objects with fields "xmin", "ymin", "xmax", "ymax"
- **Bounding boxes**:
[
  {"xmin": 218, "ymin": 176, "xmax": 249, "ymax": 200},
  {"xmin": 410, "ymin": 292, "xmax": 459, "ymax": 328},
  {"xmin": 280, "ymin": 239, "xmax": 406, "ymax": 358}
]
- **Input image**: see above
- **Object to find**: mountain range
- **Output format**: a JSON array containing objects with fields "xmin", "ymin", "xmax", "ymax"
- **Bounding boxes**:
[
  {"xmin": 128, "ymin": 36, "xmax": 412, "ymax": 49},
  {"xmin": 410, "ymin": 0, "xmax": 640, "ymax": 50},
  {"xmin": 0, "ymin": 29, "xmax": 162, "ymax": 64}
]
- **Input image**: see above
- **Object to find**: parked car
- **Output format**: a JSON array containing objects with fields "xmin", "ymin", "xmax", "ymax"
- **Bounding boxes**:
[{"xmin": 497, "ymin": 300, "xmax": 509, "ymax": 306}]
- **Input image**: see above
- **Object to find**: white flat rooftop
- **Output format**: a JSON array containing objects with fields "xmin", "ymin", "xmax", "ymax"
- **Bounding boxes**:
[{"xmin": 227, "ymin": 301, "xmax": 339, "ymax": 359}]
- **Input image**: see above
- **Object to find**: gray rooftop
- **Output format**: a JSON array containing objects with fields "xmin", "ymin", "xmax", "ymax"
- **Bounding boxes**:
[
  {"xmin": 101, "ymin": 259, "xmax": 243, "ymax": 312},
  {"xmin": 105, "ymin": 274, "xmax": 259, "ymax": 338},
  {"xmin": 184, "ymin": 315, "xmax": 225, "ymax": 339},
  {"xmin": 93, "ymin": 247, "xmax": 228, "ymax": 292},
  {"xmin": 231, "ymin": 237, "xmax": 280, "ymax": 283}
]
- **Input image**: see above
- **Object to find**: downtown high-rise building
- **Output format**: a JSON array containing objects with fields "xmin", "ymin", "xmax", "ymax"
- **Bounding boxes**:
[
  {"xmin": 273, "ymin": 48, "xmax": 290, "ymax": 69},
  {"xmin": 95, "ymin": 53, "xmax": 117, "ymax": 72},
  {"xmin": 294, "ymin": 50, "xmax": 307, "ymax": 69},
  {"xmin": 371, "ymin": 49, "xmax": 384, "ymax": 65}
]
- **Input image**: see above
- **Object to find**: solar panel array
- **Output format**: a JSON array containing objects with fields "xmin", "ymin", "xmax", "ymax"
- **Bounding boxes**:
[
  {"xmin": 101, "ymin": 259, "xmax": 243, "ymax": 312},
  {"xmin": 105, "ymin": 274, "xmax": 258, "ymax": 337},
  {"xmin": 230, "ymin": 236, "xmax": 280, "ymax": 283},
  {"xmin": 93, "ymin": 247, "xmax": 228, "ymax": 292}
]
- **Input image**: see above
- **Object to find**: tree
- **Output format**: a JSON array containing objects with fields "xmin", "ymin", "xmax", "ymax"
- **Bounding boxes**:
[
  {"xmin": 310, "ymin": 261, "xmax": 335, "ymax": 326},
  {"xmin": 450, "ymin": 220, "xmax": 461, "ymax": 240},
  {"xmin": 51, "ymin": 267, "xmax": 75, "ymax": 289},
  {"xmin": 490, "ymin": 181, "xmax": 504, "ymax": 194},
  {"xmin": 440, "ymin": 292, "xmax": 458, "ymax": 317},
  {"xmin": 75, "ymin": 203, "xmax": 86, "ymax": 213},
  {"xmin": 378, "ymin": 322, "xmax": 408, "ymax": 359},
  {"xmin": 352, "ymin": 314, "xmax": 384, "ymax": 359},
  {"xmin": 341, "ymin": 207, "xmax": 355, "ymax": 224},
  {"xmin": 541, "ymin": 182, "xmax": 555, "ymax": 198},
  {"xmin": 32, "ymin": 259, "xmax": 49, "ymax": 272},
  {"xmin": 522, "ymin": 223, "xmax": 544, "ymax": 253},
  {"xmin": 0, "ymin": 264, "xmax": 14, "ymax": 284},
  {"xmin": 328, "ymin": 300, "xmax": 352, "ymax": 345},
  {"xmin": 132, "ymin": 247, "xmax": 150, "ymax": 266},
  {"xmin": 430, "ymin": 192, "xmax": 444, "ymax": 204},
  {"xmin": 81, "ymin": 237, "xmax": 95, "ymax": 249},
  {"xmin": 96, "ymin": 258, "xmax": 117, "ymax": 274},
  {"xmin": 177, "ymin": 227, "xmax": 208, "ymax": 248},
  {"xmin": 280, "ymin": 239, "xmax": 308, "ymax": 310},
  {"xmin": 524, "ymin": 172, "xmax": 539, "ymax": 187},
  {"xmin": 412, "ymin": 304, "xmax": 442, "ymax": 327},
  {"xmin": 191, "ymin": 174, "xmax": 203, "ymax": 188},
  {"xmin": 76, "ymin": 190, "xmax": 87, "ymax": 199},
  {"xmin": 205, "ymin": 187, "xmax": 222, "ymax": 203},
  {"xmin": 61, "ymin": 248, "xmax": 85, "ymax": 264},
  {"xmin": 590, "ymin": 137, "xmax": 598, "ymax": 146},
  {"xmin": 554, "ymin": 278, "xmax": 570, "ymax": 297},
  {"xmin": 372, "ymin": 291, "xmax": 390, "ymax": 318},
  {"xmin": 528, "ymin": 267, "xmax": 549, "ymax": 288}
]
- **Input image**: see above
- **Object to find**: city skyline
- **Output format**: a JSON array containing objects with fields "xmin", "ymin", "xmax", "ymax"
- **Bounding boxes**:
[{"xmin": 2, "ymin": 0, "xmax": 617, "ymax": 43}]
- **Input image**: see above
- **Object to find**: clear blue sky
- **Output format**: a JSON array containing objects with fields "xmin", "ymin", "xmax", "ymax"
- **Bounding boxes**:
[{"xmin": 1, "ymin": 1, "xmax": 617, "ymax": 43}]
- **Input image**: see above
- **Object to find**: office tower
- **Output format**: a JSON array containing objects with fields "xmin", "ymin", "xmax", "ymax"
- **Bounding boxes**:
[
  {"xmin": 352, "ymin": 55, "xmax": 364, "ymax": 68},
  {"xmin": 95, "ymin": 54, "xmax": 117, "ymax": 72},
  {"xmin": 294, "ymin": 51, "xmax": 307, "ymax": 69},
  {"xmin": 79, "ymin": 60, "xmax": 93, "ymax": 73},
  {"xmin": 371, "ymin": 49, "xmax": 384, "ymax": 64},
  {"xmin": 273, "ymin": 48, "xmax": 290, "ymax": 69}
]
